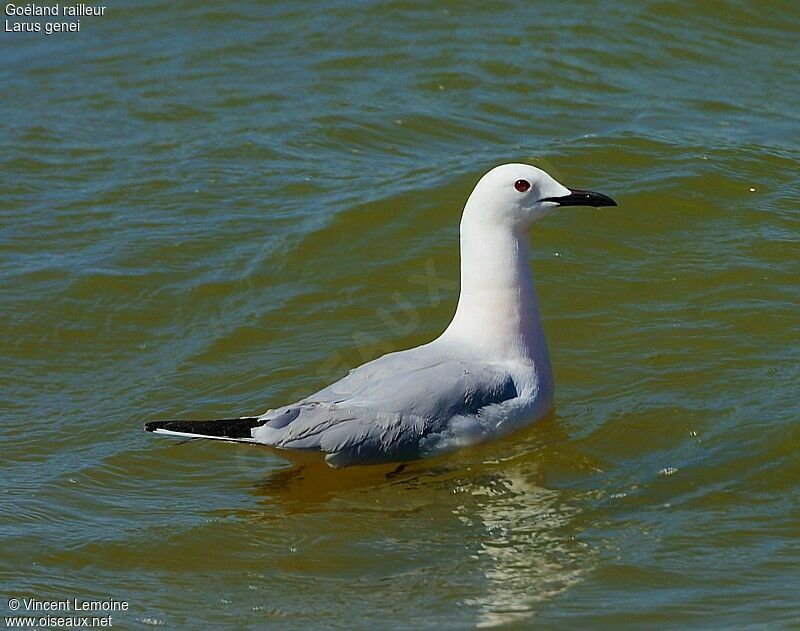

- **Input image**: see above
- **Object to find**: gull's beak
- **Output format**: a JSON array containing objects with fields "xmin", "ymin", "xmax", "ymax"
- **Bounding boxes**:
[{"xmin": 540, "ymin": 188, "xmax": 617, "ymax": 207}]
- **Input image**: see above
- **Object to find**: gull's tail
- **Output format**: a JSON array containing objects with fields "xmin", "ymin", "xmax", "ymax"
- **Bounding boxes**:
[{"xmin": 144, "ymin": 417, "xmax": 266, "ymax": 443}]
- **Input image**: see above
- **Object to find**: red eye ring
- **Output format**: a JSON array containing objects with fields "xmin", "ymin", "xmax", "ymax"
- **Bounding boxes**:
[{"xmin": 514, "ymin": 179, "xmax": 530, "ymax": 192}]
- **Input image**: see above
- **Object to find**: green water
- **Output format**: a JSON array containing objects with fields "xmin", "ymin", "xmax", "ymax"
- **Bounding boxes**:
[{"xmin": 2, "ymin": 0, "xmax": 799, "ymax": 628}]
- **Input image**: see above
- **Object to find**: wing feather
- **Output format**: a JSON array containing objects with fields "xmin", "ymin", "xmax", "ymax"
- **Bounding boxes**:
[{"xmin": 252, "ymin": 347, "xmax": 521, "ymax": 465}]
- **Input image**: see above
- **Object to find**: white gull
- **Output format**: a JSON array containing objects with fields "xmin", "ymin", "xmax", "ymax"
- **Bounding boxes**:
[{"xmin": 146, "ymin": 164, "xmax": 616, "ymax": 467}]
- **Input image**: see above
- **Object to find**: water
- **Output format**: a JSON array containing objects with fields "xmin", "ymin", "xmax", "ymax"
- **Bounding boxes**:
[{"xmin": 2, "ymin": 0, "xmax": 799, "ymax": 627}]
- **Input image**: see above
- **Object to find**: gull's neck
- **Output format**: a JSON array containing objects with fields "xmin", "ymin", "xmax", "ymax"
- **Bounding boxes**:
[{"xmin": 439, "ymin": 217, "xmax": 551, "ymax": 368}]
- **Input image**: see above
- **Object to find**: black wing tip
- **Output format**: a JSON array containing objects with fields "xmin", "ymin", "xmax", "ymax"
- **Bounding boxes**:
[{"xmin": 144, "ymin": 417, "xmax": 264, "ymax": 438}]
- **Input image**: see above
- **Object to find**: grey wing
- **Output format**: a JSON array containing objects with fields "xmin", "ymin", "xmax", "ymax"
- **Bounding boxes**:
[{"xmin": 252, "ymin": 348, "xmax": 518, "ymax": 466}]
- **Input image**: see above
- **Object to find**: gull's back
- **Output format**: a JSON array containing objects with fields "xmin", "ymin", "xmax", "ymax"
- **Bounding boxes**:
[{"xmin": 251, "ymin": 341, "xmax": 538, "ymax": 467}]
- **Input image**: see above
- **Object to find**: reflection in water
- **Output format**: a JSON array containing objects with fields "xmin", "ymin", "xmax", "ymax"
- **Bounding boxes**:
[
  {"xmin": 458, "ymin": 471, "xmax": 589, "ymax": 627},
  {"xmin": 245, "ymin": 415, "xmax": 594, "ymax": 627},
  {"xmin": 253, "ymin": 455, "xmax": 407, "ymax": 513}
]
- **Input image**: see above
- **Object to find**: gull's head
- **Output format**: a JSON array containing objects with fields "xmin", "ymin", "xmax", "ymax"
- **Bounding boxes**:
[{"xmin": 463, "ymin": 163, "xmax": 616, "ymax": 231}]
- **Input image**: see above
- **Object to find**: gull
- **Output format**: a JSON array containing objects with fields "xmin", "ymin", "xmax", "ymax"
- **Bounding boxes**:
[{"xmin": 145, "ymin": 164, "xmax": 616, "ymax": 467}]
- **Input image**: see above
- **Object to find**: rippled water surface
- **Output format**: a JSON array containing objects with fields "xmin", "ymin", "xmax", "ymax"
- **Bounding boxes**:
[{"xmin": 2, "ymin": 0, "xmax": 799, "ymax": 627}]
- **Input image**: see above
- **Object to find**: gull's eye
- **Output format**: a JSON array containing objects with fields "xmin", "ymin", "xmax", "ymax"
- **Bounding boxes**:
[{"xmin": 514, "ymin": 179, "xmax": 530, "ymax": 192}]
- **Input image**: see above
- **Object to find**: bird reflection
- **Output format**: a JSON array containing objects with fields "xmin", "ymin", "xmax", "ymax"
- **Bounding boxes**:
[
  {"xmin": 459, "ymin": 470, "xmax": 590, "ymax": 627},
  {"xmin": 244, "ymin": 412, "xmax": 597, "ymax": 627},
  {"xmin": 252, "ymin": 454, "xmax": 411, "ymax": 513}
]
